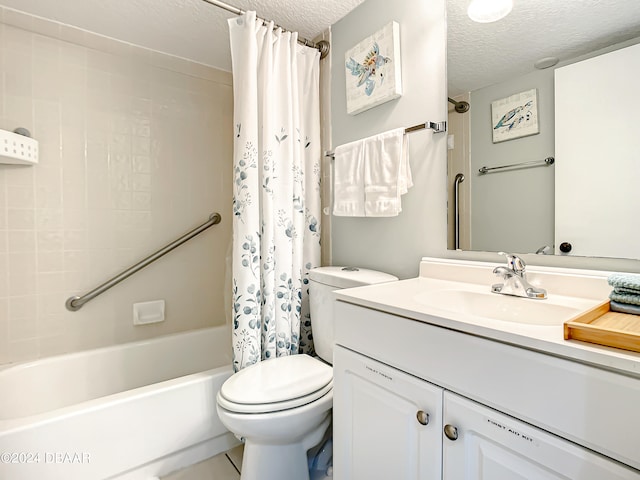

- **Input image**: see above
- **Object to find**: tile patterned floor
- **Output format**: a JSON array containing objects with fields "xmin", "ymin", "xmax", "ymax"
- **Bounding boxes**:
[
  {"xmin": 162, "ymin": 445, "xmax": 243, "ymax": 480},
  {"xmin": 225, "ymin": 445, "xmax": 244, "ymax": 473}
]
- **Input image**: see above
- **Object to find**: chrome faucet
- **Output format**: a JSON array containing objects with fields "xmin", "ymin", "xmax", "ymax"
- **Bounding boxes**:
[{"xmin": 491, "ymin": 252, "xmax": 547, "ymax": 299}]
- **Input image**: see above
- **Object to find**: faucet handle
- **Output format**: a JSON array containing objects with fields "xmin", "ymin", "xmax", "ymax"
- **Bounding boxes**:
[{"xmin": 498, "ymin": 252, "xmax": 526, "ymax": 274}]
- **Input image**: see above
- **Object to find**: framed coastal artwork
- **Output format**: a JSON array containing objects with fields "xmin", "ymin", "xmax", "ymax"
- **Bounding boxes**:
[
  {"xmin": 491, "ymin": 89, "xmax": 539, "ymax": 143},
  {"xmin": 344, "ymin": 21, "xmax": 402, "ymax": 115}
]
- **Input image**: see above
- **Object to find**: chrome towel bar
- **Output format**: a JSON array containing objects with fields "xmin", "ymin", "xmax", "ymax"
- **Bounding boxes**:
[
  {"xmin": 479, "ymin": 156, "xmax": 554, "ymax": 175},
  {"xmin": 65, "ymin": 212, "xmax": 222, "ymax": 311},
  {"xmin": 325, "ymin": 119, "xmax": 447, "ymax": 158}
]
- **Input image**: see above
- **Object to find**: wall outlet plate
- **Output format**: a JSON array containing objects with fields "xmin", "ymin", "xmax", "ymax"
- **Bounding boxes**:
[{"xmin": 133, "ymin": 300, "xmax": 165, "ymax": 325}]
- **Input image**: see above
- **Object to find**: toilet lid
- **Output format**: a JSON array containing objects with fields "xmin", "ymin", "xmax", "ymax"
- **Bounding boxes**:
[
  {"xmin": 217, "ymin": 380, "xmax": 333, "ymax": 414},
  {"xmin": 219, "ymin": 355, "xmax": 332, "ymax": 410}
]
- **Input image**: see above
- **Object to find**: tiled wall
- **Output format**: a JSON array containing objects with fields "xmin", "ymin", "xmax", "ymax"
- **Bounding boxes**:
[{"xmin": 0, "ymin": 7, "xmax": 233, "ymax": 365}]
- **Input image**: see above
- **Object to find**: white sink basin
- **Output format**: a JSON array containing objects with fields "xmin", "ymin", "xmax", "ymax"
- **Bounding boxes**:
[{"xmin": 414, "ymin": 289, "xmax": 581, "ymax": 326}]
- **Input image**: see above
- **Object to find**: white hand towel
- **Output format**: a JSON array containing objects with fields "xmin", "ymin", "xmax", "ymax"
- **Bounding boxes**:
[
  {"xmin": 332, "ymin": 138, "xmax": 366, "ymax": 216},
  {"xmin": 363, "ymin": 128, "xmax": 411, "ymax": 217}
]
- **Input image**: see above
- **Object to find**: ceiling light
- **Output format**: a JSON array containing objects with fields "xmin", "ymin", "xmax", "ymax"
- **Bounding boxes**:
[{"xmin": 467, "ymin": 0, "xmax": 513, "ymax": 23}]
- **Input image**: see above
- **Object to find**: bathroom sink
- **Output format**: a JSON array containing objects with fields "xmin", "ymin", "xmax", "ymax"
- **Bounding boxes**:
[{"xmin": 413, "ymin": 289, "xmax": 581, "ymax": 326}]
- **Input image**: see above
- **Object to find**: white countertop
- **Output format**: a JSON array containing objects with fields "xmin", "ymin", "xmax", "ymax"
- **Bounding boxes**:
[{"xmin": 334, "ymin": 258, "xmax": 640, "ymax": 379}]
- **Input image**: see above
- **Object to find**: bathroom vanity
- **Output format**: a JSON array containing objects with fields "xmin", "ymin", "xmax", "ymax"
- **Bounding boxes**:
[{"xmin": 332, "ymin": 258, "xmax": 640, "ymax": 479}]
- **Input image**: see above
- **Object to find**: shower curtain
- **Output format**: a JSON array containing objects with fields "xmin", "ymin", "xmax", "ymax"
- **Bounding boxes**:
[{"xmin": 228, "ymin": 12, "xmax": 322, "ymax": 372}]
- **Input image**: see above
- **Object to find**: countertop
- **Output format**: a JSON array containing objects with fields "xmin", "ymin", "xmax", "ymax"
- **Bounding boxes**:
[{"xmin": 334, "ymin": 261, "xmax": 640, "ymax": 379}]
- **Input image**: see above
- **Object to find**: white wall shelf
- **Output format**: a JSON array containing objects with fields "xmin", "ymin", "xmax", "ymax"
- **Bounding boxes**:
[{"xmin": 0, "ymin": 129, "xmax": 38, "ymax": 165}]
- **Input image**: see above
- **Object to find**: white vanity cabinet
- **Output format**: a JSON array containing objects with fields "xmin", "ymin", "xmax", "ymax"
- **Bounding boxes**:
[
  {"xmin": 334, "ymin": 345, "xmax": 639, "ymax": 480},
  {"xmin": 333, "ymin": 346, "xmax": 443, "ymax": 479},
  {"xmin": 333, "ymin": 299, "xmax": 640, "ymax": 479},
  {"xmin": 443, "ymin": 391, "xmax": 637, "ymax": 480}
]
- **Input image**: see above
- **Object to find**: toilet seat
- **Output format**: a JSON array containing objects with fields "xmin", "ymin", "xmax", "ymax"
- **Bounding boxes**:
[
  {"xmin": 218, "ymin": 354, "xmax": 333, "ymax": 414},
  {"xmin": 218, "ymin": 381, "xmax": 333, "ymax": 414}
]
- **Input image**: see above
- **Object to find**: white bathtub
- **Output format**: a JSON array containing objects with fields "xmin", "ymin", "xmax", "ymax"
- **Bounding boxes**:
[{"xmin": 0, "ymin": 325, "xmax": 238, "ymax": 480}]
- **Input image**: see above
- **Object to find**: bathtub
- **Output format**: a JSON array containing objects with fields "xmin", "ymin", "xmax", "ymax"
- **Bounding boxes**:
[{"xmin": 0, "ymin": 325, "xmax": 238, "ymax": 480}]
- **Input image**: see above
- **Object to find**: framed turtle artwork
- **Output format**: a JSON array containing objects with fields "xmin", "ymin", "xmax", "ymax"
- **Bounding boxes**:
[
  {"xmin": 344, "ymin": 21, "xmax": 403, "ymax": 115},
  {"xmin": 491, "ymin": 89, "xmax": 540, "ymax": 143}
]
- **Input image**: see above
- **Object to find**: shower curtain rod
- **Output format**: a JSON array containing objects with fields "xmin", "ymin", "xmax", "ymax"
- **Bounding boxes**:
[
  {"xmin": 448, "ymin": 97, "xmax": 470, "ymax": 113},
  {"xmin": 200, "ymin": 0, "xmax": 330, "ymax": 58}
]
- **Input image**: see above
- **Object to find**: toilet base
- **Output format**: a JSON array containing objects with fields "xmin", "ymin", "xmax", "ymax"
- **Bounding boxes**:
[
  {"xmin": 240, "ymin": 414, "xmax": 331, "ymax": 480},
  {"xmin": 308, "ymin": 422, "xmax": 333, "ymax": 480}
]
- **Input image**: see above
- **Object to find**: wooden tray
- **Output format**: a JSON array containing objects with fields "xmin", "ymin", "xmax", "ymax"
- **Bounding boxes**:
[{"xmin": 564, "ymin": 300, "xmax": 640, "ymax": 353}]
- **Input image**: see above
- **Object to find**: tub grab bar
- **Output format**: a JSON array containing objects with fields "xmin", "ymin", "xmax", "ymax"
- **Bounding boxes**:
[{"xmin": 65, "ymin": 212, "xmax": 222, "ymax": 311}]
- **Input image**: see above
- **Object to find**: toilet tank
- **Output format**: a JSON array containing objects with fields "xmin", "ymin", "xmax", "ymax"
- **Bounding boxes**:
[{"xmin": 309, "ymin": 266, "xmax": 398, "ymax": 364}]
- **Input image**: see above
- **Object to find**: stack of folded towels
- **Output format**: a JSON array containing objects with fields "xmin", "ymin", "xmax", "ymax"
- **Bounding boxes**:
[{"xmin": 607, "ymin": 273, "xmax": 640, "ymax": 315}]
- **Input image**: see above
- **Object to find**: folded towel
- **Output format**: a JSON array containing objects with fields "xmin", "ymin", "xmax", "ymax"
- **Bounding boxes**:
[
  {"xmin": 332, "ymin": 138, "xmax": 366, "ymax": 217},
  {"xmin": 610, "ymin": 300, "xmax": 640, "ymax": 315},
  {"xmin": 332, "ymin": 128, "xmax": 412, "ymax": 217},
  {"xmin": 607, "ymin": 273, "xmax": 640, "ymax": 293},
  {"xmin": 609, "ymin": 291, "xmax": 640, "ymax": 306},
  {"xmin": 363, "ymin": 127, "xmax": 411, "ymax": 217},
  {"xmin": 611, "ymin": 286, "xmax": 640, "ymax": 296}
]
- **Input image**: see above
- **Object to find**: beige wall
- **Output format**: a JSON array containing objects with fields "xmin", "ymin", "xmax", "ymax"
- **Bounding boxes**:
[
  {"xmin": 468, "ymin": 69, "xmax": 554, "ymax": 254},
  {"xmin": 330, "ymin": 0, "xmax": 448, "ymax": 280},
  {"xmin": 0, "ymin": 7, "xmax": 233, "ymax": 365},
  {"xmin": 316, "ymin": 29, "xmax": 332, "ymax": 266}
]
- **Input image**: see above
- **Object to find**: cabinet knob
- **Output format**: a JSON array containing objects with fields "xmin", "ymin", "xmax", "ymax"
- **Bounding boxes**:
[
  {"xmin": 444, "ymin": 424, "xmax": 459, "ymax": 441},
  {"xmin": 416, "ymin": 410, "xmax": 430, "ymax": 426}
]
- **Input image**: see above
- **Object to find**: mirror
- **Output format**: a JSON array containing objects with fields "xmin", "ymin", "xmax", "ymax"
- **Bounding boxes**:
[{"xmin": 446, "ymin": 0, "xmax": 640, "ymax": 259}]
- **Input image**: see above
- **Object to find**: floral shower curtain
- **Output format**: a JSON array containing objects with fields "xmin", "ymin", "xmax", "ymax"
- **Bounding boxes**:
[{"xmin": 228, "ymin": 12, "xmax": 322, "ymax": 372}]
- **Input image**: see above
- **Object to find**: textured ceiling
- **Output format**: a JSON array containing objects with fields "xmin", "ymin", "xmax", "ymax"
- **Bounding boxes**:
[
  {"xmin": 0, "ymin": 0, "xmax": 367, "ymax": 71},
  {"xmin": 447, "ymin": 0, "xmax": 640, "ymax": 95},
  {"xmin": 0, "ymin": 0, "xmax": 639, "ymax": 94}
]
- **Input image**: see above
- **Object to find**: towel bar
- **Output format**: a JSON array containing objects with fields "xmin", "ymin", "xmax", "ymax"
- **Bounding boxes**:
[
  {"xmin": 479, "ymin": 156, "xmax": 554, "ymax": 175},
  {"xmin": 325, "ymin": 119, "xmax": 447, "ymax": 158}
]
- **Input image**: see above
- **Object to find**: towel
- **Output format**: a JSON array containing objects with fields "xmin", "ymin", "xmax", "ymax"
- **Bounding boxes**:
[
  {"xmin": 363, "ymin": 128, "xmax": 412, "ymax": 217},
  {"xmin": 610, "ymin": 300, "xmax": 640, "ymax": 315},
  {"xmin": 611, "ymin": 286, "xmax": 640, "ymax": 296},
  {"xmin": 332, "ymin": 138, "xmax": 366, "ymax": 216},
  {"xmin": 607, "ymin": 272, "xmax": 640, "ymax": 306},
  {"xmin": 609, "ymin": 291, "xmax": 640, "ymax": 306},
  {"xmin": 332, "ymin": 128, "xmax": 412, "ymax": 217},
  {"xmin": 607, "ymin": 273, "xmax": 640, "ymax": 293}
]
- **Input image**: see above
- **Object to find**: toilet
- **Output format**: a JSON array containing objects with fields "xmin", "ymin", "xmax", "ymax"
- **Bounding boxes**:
[{"xmin": 216, "ymin": 266, "xmax": 398, "ymax": 480}]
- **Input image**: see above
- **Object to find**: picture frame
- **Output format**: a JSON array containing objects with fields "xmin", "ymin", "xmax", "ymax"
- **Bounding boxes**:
[
  {"xmin": 344, "ymin": 21, "xmax": 402, "ymax": 115},
  {"xmin": 491, "ymin": 89, "xmax": 539, "ymax": 143}
]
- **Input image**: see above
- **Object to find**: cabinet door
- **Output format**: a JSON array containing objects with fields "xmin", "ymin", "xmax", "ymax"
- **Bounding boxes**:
[
  {"xmin": 333, "ymin": 346, "xmax": 443, "ymax": 480},
  {"xmin": 443, "ymin": 391, "xmax": 640, "ymax": 480}
]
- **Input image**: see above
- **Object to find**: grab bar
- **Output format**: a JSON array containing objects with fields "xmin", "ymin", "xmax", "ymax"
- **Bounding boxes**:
[
  {"xmin": 65, "ymin": 212, "xmax": 222, "ymax": 311},
  {"xmin": 479, "ymin": 156, "xmax": 554, "ymax": 175},
  {"xmin": 454, "ymin": 173, "xmax": 465, "ymax": 250}
]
